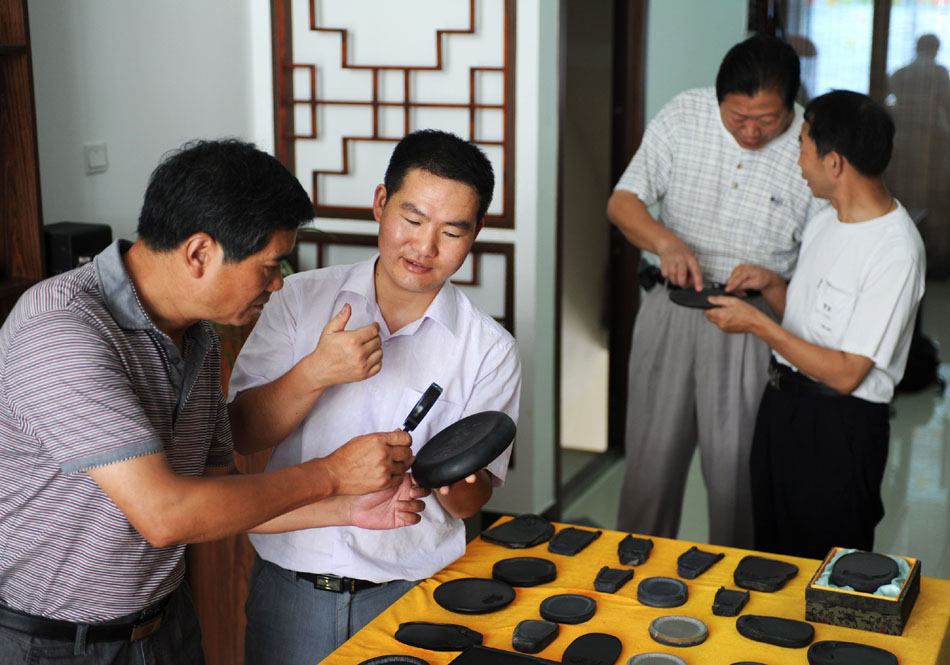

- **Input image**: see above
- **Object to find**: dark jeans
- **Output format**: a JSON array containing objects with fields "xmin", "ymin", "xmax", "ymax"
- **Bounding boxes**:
[
  {"xmin": 751, "ymin": 384, "xmax": 890, "ymax": 559},
  {"xmin": 0, "ymin": 583, "xmax": 205, "ymax": 665}
]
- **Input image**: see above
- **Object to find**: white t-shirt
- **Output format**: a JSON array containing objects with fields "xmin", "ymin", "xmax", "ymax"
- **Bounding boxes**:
[
  {"xmin": 775, "ymin": 202, "xmax": 925, "ymax": 403},
  {"xmin": 228, "ymin": 256, "xmax": 521, "ymax": 582}
]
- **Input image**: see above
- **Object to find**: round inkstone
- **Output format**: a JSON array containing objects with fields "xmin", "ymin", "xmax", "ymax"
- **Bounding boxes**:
[
  {"xmin": 492, "ymin": 557, "xmax": 557, "ymax": 587},
  {"xmin": 433, "ymin": 578, "xmax": 515, "ymax": 614},
  {"xmin": 358, "ymin": 657, "xmax": 430, "ymax": 665},
  {"xmin": 412, "ymin": 411, "xmax": 516, "ymax": 489},
  {"xmin": 627, "ymin": 653, "xmax": 688, "ymax": 665},
  {"xmin": 648, "ymin": 615, "xmax": 709, "ymax": 647},
  {"xmin": 539, "ymin": 594, "xmax": 597, "ymax": 624},
  {"xmin": 807, "ymin": 640, "xmax": 898, "ymax": 665},
  {"xmin": 637, "ymin": 577, "xmax": 689, "ymax": 608},
  {"xmin": 829, "ymin": 552, "xmax": 900, "ymax": 593}
]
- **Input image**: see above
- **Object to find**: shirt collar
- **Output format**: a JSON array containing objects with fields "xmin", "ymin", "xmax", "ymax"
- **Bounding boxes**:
[
  {"xmin": 340, "ymin": 254, "xmax": 459, "ymax": 337},
  {"xmin": 93, "ymin": 239, "xmax": 211, "ymax": 348},
  {"xmin": 94, "ymin": 239, "xmax": 152, "ymax": 331}
]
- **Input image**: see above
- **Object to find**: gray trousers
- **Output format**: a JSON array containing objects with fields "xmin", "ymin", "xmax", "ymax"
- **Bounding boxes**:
[
  {"xmin": 244, "ymin": 555, "xmax": 417, "ymax": 665},
  {"xmin": 616, "ymin": 285, "xmax": 772, "ymax": 548}
]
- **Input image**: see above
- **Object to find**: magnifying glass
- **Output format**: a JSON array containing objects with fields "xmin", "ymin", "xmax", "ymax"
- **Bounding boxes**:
[{"xmin": 402, "ymin": 382, "xmax": 443, "ymax": 432}]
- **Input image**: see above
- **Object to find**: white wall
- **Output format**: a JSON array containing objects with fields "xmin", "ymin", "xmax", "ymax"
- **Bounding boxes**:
[
  {"xmin": 644, "ymin": 0, "xmax": 749, "ymax": 122},
  {"xmin": 28, "ymin": 0, "xmax": 272, "ymax": 242},
  {"xmin": 487, "ymin": 0, "xmax": 559, "ymax": 514}
]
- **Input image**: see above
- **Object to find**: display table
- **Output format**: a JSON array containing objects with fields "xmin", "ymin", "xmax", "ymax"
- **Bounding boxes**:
[{"xmin": 326, "ymin": 517, "xmax": 950, "ymax": 664}]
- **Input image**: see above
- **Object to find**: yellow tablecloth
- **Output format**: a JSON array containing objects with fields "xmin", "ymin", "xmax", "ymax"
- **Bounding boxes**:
[{"xmin": 327, "ymin": 518, "xmax": 950, "ymax": 664}]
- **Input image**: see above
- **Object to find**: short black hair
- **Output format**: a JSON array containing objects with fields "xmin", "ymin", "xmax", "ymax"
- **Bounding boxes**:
[
  {"xmin": 716, "ymin": 34, "xmax": 801, "ymax": 109},
  {"xmin": 804, "ymin": 90, "xmax": 895, "ymax": 177},
  {"xmin": 917, "ymin": 33, "xmax": 940, "ymax": 58},
  {"xmin": 137, "ymin": 139, "xmax": 314, "ymax": 262},
  {"xmin": 383, "ymin": 130, "xmax": 494, "ymax": 221}
]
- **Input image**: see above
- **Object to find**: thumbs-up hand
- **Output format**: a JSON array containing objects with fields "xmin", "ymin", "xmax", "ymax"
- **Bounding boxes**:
[{"xmin": 305, "ymin": 303, "xmax": 383, "ymax": 388}]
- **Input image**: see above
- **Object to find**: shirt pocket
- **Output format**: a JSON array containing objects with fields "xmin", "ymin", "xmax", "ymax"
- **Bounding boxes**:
[
  {"xmin": 805, "ymin": 279, "xmax": 856, "ymax": 347},
  {"xmin": 393, "ymin": 386, "xmax": 463, "ymax": 454}
]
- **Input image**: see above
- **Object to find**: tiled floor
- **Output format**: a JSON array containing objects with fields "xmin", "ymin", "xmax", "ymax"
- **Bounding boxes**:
[{"xmin": 563, "ymin": 279, "xmax": 950, "ymax": 579}]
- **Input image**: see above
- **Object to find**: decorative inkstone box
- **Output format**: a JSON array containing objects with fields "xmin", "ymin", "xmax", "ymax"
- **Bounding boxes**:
[{"xmin": 805, "ymin": 547, "xmax": 921, "ymax": 635}]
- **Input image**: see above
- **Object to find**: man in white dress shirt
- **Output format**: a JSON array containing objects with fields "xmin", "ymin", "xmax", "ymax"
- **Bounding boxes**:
[
  {"xmin": 706, "ymin": 90, "xmax": 925, "ymax": 559},
  {"xmin": 228, "ymin": 129, "xmax": 521, "ymax": 664}
]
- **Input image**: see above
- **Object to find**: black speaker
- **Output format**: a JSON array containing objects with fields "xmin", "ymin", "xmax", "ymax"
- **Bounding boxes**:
[{"xmin": 45, "ymin": 222, "xmax": 112, "ymax": 276}]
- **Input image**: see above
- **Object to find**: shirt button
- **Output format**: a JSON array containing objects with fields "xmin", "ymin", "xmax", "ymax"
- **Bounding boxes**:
[
  {"xmin": 731, "ymin": 182, "xmax": 738, "ymax": 189},
  {"xmin": 737, "ymin": 163, "xmax": 743, "ymax": 170}
]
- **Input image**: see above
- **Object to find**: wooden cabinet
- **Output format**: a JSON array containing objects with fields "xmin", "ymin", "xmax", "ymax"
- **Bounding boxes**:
[{"xmin": 0, "ymin": 0, "xmax": 44, "ymax": 322}]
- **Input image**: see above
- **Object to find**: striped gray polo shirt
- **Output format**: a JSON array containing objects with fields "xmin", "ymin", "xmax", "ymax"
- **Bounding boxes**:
[{"xmin": 0, "ymin": 240, "xmax": 233, "ymax": 622}]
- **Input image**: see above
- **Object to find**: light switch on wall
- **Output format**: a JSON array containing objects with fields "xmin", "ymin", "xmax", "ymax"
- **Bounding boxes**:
[{"xmin": 83, "ymin": 142, "xmax": 108, "ymax": 175}]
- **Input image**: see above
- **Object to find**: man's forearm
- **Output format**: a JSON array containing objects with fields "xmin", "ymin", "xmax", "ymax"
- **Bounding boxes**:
[
  {"xmin": 760, "ymin": 279, "xmax": 789, "ymax": 321},
  {"xmin": 606, "ymin": 190, "xmax": 679, "ymax": 254},
  {"xmin": 88, "ymin": 431, "xmax": 412, "ymax": 547},
  {"xmin": 750, "ymin": 316, "xmax": 873, "ymax": 394},
  {"xmin": 91, "ymin": 456, "xmax": 342, "ymax": 547},
  {"xmin": 250, "ymin": 495, "xmax": 349, "ymax": 534},
  {"xmin": 435, "ymin": 470, "xmax": 492, "ymax": 519}
]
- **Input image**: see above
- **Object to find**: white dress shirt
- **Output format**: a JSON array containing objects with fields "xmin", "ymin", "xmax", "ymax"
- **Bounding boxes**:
[{"xmin": 228, "ymin": 256, "xmax": 521, "ymax": 581}]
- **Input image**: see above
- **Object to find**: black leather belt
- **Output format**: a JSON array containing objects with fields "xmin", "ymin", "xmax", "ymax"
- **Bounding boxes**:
[
  {"xmin": 296, "ymin": 572, "xmax": 382, "ymax": 593},
  {"xmin": 768, "ymin": 358, "xmax": 843, "ymax": 398},
  {"xmin": 0, "ymin": 596, "xmax": 169, "ymax": 643}
]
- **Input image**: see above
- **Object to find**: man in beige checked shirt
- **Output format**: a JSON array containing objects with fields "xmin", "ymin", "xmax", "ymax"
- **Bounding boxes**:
[{"xmin": 608, "ymin": 35, "xmax": 826, "ymax": 548}]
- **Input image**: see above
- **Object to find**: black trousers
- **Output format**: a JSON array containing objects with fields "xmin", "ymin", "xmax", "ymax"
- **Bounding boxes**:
[{"xmin": 751, "ymin": 384, "xmax": 890, "ymax": 560}]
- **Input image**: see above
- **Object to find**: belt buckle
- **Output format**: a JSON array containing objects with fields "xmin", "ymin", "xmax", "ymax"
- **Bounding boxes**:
[
  {"xmin": 313, "ymin": 575, "xmax": 344, "ymax": 593},
  {"xmin": 768, "ymin": 363, "xmax": 782, "ymax": 390},
  {"xmin": 130, "ymin": 610, "xmax": 164, "ymax": 642}
]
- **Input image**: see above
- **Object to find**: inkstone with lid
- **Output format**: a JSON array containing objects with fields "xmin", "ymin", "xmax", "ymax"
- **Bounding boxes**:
[
  {"xmin": 539, "ymin": 594, "xmax": 597, "ymax": 624},
  {"xmin": 637, "ymin": 577, "xmax": 688, "ymax": 608},
  {"xmin": 492, "ymin": 557, "xmax": 557, "ymax": 587},
  {"xmin": 829, "ymin": 552, "xmax": 900, "ymax": 593},
  {"xmin": 433, "ymin": 578, "xmax": 515, "ymax": 614}
]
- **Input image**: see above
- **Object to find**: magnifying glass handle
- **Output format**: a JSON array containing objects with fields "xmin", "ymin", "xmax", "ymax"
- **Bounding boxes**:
[{"xmin": 402, "ymin": 382, "xmax": 443, "ymax": 432}]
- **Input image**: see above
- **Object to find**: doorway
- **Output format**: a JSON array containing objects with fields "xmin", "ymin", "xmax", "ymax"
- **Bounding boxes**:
[{"xmin": 556, "ymin": 0, "xmax": 645, "ymax": 516}]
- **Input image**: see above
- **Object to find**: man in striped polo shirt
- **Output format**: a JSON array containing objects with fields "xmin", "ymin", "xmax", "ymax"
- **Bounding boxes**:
[{"xmin": 0, "ymin": 139, "xmax": 424, "ymax": 664}]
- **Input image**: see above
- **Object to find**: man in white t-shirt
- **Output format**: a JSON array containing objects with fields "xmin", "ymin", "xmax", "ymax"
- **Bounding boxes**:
[
  {"xmin": 706, "ymin": 90, "xmax": 925, "ymax": 559},
  {"xmin": 227, "ymin": 130, "xmax": 521, "ymax": 664}
]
